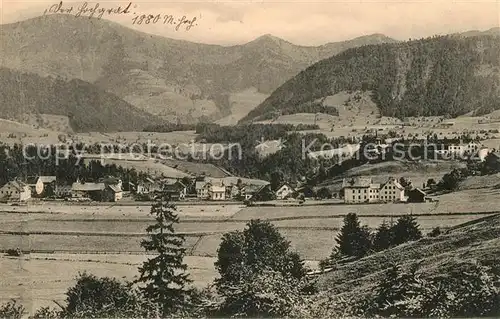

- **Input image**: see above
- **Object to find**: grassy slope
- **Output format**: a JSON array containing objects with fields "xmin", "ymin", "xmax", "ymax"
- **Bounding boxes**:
[{"xmin": 314, "ymin": 213, "xmax": 500, "ymax": 302}]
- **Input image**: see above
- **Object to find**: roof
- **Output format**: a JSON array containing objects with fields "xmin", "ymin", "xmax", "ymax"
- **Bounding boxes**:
[
  {"xmin": 380, "ymin": 178, "xmax": 404, "ymax": 190},
  {"xmin": 26, "ymin": 176, "xmax": 39, "ymax": 185},
  {"xmin": 342, "ymin": 177, "xmax": 374, "ymax": 188},
  {"xmin": 211, "ymin": 185, "xmax": 226, "ymax": 192},
  {"xmin": 410, "ymin": 188, "xmax": 426, "ymax": 195},
  {"xmin": 144, "ymin": 177, "xmax": 156, "ymax": 184},
  {"xmin": 1, "ymin": 181, "xmax": 29, "ymax": 192},
  {"xmin": 39, "ymin": 176, "xmax": 57, "ymax": 183},
  {"xmin": 107, "ymin": 184, "xmax": 122, "ymax": 193},
  {"xmin": 163, "ymin": 183, "xmax": 185, "ymax": 192},
  {"xmin": 243, "ymin": 184, "xmax": 266, "ymax": 194},
  {"xmin": 277, "ymin": 183, "xmax": 294, "ymax": 191},
  {"xmin": 72, "ymin": 182, "xmax": 105, "ymax": 192},
  {"xmin": 195, "ymin": 181, "xmax": 210, "ymax": 190}
]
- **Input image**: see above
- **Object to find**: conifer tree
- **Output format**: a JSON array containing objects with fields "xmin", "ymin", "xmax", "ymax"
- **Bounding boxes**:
[
  {"xmin": 333, "ymin": 213, "xmax": 372, "ymax": 258},
  {"xmin": 390, "ymin": 215, "xmax": 422, "ymax": 246},
  {"xmin": 373, "ymin": 220, "xmax": 394, "ymax": 252},
  {"xmin": 135, "ymin": 195, "xmax": 192, "ymax": 317}
]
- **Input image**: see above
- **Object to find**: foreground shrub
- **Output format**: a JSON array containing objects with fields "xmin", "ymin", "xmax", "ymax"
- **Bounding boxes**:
[
  {"xmin": 63, "ymin": 272, "xmax": 147, "ymax": 318},
  {"xmin": 363, "ymin": 260, "xmax": 500, "ymax": 318},
  {"xmin": 215, "ymin": 269, "xmax": 308, "ymax": 317},
  {"xmin": 214, "ymin": 220, "xmax": 313, "ymax": 317},
  {"xmin": 0, "ymin": 300, "xmax": 24, "ymax": 319}
]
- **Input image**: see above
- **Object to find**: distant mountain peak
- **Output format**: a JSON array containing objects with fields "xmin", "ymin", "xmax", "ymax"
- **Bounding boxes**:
[{"xmin": 247, "ymin": 33, "xmax": 289, "ymax": 47}]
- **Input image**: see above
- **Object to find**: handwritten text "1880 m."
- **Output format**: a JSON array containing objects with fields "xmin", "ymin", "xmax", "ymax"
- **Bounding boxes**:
[{"xmin": 132, "ymin": 14, "xmax": 198, "ymax": 31}]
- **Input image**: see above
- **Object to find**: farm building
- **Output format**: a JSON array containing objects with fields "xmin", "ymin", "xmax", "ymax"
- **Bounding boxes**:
[
  {"xmin": 104, "ymin": 184, "xmax": 123, "ymax": 202},
  {"xmin": 243, "ymin": 184, "xmax": 273, "ymax": 201},
  {"xmin": 0, "ymin": 181, "xmax": 31, "ymax": 202},
  {"xmin": 71, "ymin": 182, "xmax": 106, "ymax": 199},
  {"xmin": 71, "ymin": 178, "xmax": 123, "ymax": 202},
  {"xmin": 407, "ymin": 188, "xmax": 427, "ymax": 203},
  {"xmin": 26, "ymin": 176, "xmax": 57, "ymax": 197}
]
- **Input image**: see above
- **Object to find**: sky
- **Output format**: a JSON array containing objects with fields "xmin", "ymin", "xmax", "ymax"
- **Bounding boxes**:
[{"xmin": 0, "ymin": 0, "xmax": 499, "ymax": 46}]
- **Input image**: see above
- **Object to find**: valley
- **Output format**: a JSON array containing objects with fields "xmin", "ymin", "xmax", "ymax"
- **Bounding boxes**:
[{"xmin": 1, "ymin": 10, "xmax": 500, "ymax": 318}]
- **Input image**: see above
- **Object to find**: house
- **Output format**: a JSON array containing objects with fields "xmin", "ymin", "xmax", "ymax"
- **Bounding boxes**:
[
  {"xmin": 26, "ymin": 176, "xmax": 57, "ymax": 197},
  {"xmin": 0, "ymin": 181, "xmax": 31, "ymax": 202},
  {"xmin": 104, "ymin": 184, "xmax": 123, "ymax": 202},
  {"xmin": 342, "ymin": 177, "xmax": 380, "ymax": 204},
  {"xmin": 407, "ymin": 188, "xmax": 426, "ymax": 203},
  {"xmin": 196, "ymin": 180, "xmax": 212, "ymax": 200},
  {"xmin": 136, "ymin": 178, "xmax": 162, "ymax": 195},
  {"xmin": 275, "ymin": 183, "xmax": 295, "ymax": 200},
  {"xmin": 210, "ymin": 182, "xmax": 226, "ymax": 201},
  {"xmin": 162, "ymin": 181, "xmax": 187, "ymax": 201},
  {"xmin": 379, "ymin": 177, "xmax": 405, "ymax": 202}
]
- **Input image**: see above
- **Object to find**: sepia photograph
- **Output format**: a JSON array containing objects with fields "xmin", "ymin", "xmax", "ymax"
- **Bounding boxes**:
[{"xmin": 0, "ymin": 0, "xmax": 499, "ymax": 317}]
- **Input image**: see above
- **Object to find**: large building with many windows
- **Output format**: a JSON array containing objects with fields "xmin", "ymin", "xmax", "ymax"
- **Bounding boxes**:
[
  {"xmin": 342, "ymin": 177, "xmax": 405, "ymax": 204},
  {"xmin": 342, "ymin": 177, "xmax": 381, "ymax": 204}
]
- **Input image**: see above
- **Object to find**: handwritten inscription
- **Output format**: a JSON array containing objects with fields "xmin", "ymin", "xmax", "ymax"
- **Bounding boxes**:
[
  {"xmin": 43, "ymin": 1, "xmax": 200, "ymax": 31},
  {"xmin": 131, "ymin": 14, "xmax": 198, "ymax": 31}
]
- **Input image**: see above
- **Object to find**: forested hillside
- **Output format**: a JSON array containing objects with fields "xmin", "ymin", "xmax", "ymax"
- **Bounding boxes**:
[
  {"xmin": 0, "ymin": 68, "xmax": 159, "ymax": 132},
  {"xmin": 241, "ymin": 34, "xmax": 500, "ymax": 122}
]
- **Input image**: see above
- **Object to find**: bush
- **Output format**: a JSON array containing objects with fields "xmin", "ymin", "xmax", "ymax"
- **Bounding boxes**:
[
  {"xmin": 214, "ymin": 270, "xmax": 308, "ymax": 317},
  {"xmin": 5, "ymin": 248, "xmax": 22, "ymax": 257},
  {"xmin": 0, "ymin": 301, "xmax": 24, "ymax": 319},
  {"xmin": 316, "ymin": 187, "xmax": 332, "ymax": 199},
  {"xmin": 214, "ymin": 220, "xmax": 311, "ymax": 316},
  {"xmin": 362, "ymin": 261, "xmax": 500, "ymax": 318},
  {"xmin": 63, "ymin": 272, "xmax": 145, "ymax": 318},
  {"xmin": 428, "ymin": 227, "xmax": 442, "ymax": 237}
]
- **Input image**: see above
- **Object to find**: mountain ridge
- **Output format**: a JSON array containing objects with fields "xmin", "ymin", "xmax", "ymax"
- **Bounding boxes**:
[
  {"xmin": 0, "ymin": 14, "xmax": 398, "ymax": 125},
  {"xmin": 241, "ymin": 33, "xmax": 500, "ymax": 122}
]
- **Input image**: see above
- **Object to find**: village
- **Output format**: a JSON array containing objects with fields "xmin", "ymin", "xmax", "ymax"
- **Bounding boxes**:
[
  {"xmin": 0, "ymin": 173, "xmax": 441, "ymax": 206},
  {"xmin": 1, "ymin": 137, "xmax": 499, "ymax": 206}
]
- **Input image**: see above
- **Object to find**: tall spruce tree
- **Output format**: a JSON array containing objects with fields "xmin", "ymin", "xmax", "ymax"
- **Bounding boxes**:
[
  {"xmin": 333, "ymin": 213, "xmax": 372, "ymax": 258},
  {"xmin": 390, "ymin": 215, "xmax": 422, "ymax": 246},
  {"xmin": 135, "ymin": 195, "xmax": 192, "ymax": 317}
]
